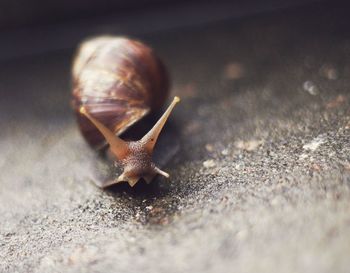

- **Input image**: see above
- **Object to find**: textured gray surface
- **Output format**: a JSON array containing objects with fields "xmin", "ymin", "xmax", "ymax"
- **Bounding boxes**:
[{"xmin": 1, "ymin": 3, "xmax": 350, "ymax": 273}]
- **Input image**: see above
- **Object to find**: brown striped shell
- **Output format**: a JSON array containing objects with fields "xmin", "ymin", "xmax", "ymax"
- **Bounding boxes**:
[{"xmin": 72, "ymin": 36, "xmax": 169, "ymax": 149}]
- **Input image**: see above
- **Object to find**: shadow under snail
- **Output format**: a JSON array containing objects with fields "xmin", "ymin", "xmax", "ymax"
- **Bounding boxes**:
[{"xmin": 71, "ymin": 36, "xmax": 180, "ymax": 187}]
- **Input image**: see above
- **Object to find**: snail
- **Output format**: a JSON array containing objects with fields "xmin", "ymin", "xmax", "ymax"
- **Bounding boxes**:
[{"xmin": 71, "ymin": 36, "xmax": 180, "ymax": 187}]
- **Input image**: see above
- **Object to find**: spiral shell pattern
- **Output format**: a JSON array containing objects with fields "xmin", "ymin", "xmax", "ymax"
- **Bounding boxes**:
[{"xmin": 72, "ymin": 36, "xmax": 169, "ymax": 148}]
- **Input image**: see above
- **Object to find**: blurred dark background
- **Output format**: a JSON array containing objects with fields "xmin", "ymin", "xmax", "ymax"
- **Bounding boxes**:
[
  {"xmin": 0, "ymin": 0, "xmax": 320, "ymax": 29},
  {"xmin": 0, "ymin": 0, "xmax": 328, "ymax": 60}
]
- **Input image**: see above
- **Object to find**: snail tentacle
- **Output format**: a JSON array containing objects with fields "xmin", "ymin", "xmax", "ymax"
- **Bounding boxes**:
[
  {"xmin": 79, "ymin": 106, "xmax": 129, "ymax": 160},
  {"xmin": 141, "ymin": 96, "xmax": 180, "ymax": 154}
]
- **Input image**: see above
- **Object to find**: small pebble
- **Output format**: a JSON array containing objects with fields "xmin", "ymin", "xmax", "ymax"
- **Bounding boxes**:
[
  {"xmin": 221, "ymin": 149, "xmax": 229, "ymax": 156},
  {"xmin": 203, "ymin": 159, "xmax": 216, "ymax": 168},
  {"xmin": 236, "ymin": 229, "xmax": 248, "ymax": 240},
  {"xmin": 184, "ymin": 121, "xmax": 200, "ymax": 135},
  {"xmin": 205, "ymin": 144, "xmax": 214, "ymax": 152},
  {"xmin": 303, "ymin": 81, "xmax": 319, "ymax": 95},
  {"xmin": 303, "ymin": 135, "xmax": 326, "ymax": 151},
  {"xmin": 299, "ymin": 153, "xmax": 308, "ymax": 160},
  {"xmin": 235, "ymin": 140, "xmax": 263, "ymax": 152},
  {"xmin": 325, "ymin": 95, "xmax": 346, "ymax": 109},
  {"xmin": 319, "ymin": 64, "xmax": 338, "ymax": 80},
  {"xmin": 310, "ymin": 163, "xmax": 322, "ymax": 172},
  {"xmin": 224, "ymin": 62, "xmax": 245, "ymax": 80}
]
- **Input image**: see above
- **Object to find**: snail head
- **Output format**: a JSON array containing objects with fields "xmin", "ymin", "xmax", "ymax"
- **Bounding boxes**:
[{"xmin": 80, "ymin": 96, "xmax": 180, "ymax": 187}]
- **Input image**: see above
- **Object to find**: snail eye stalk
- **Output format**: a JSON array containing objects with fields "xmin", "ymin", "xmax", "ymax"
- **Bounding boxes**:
[{"xmin": 141, "ymin": 96, "xmax": 180, "ymax": 154}]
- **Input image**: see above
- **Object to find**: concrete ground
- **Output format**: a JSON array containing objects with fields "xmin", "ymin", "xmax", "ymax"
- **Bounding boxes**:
[{"xmin": 1, "ymin": 2, "xmax": 349, "ymax": 273}]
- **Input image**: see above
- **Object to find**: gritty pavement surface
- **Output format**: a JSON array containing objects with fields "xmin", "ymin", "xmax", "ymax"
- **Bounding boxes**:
[{"xmin": 1, "ymin": 2, "xmax": 350, "ymax": 273}]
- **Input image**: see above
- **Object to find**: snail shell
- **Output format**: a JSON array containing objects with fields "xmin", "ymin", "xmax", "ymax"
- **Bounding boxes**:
[
  {"xmin": 72, "ymin": 36, "xmax": 169, "ymax": 149},
  {"xmin": 71, "ymin": 36, "xmax": 179, "ymax": 187}
]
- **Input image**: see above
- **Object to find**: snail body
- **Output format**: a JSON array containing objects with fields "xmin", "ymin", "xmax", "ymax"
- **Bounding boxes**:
[{"xmin": 72, "ymin": 36, "xmax": 179, "ymax": 187}]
